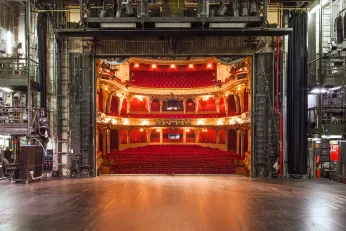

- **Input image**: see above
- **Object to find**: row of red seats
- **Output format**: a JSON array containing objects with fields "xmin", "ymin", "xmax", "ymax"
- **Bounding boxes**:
[
  {"xmin": 119, "ymin": 113, "xmax": 226, "ymax": 118},
  {"xmin": 106, "ymin": 145, "xmax": 240, "ymax": 174},
  {"xmin": 130, "ymin": 70, "xmax": 217, "ymax": 88}
]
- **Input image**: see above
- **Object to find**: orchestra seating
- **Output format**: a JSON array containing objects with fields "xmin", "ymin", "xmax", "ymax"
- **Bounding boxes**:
[
  {"xmin": 130, "ymin": 70, "xmax": 218, "ymax": 88},
  {"xmin": 120, "ymin": 113, "xmax": 226, "ymax": 118},
  {"xmin": 106, "ymin": 145, "xmax": 241, "ymax": 174}
]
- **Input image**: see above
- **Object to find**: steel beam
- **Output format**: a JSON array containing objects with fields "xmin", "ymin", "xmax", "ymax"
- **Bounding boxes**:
[{"xmin": 56, "ymin": 28, "xmax": 292, "ymax": 37}]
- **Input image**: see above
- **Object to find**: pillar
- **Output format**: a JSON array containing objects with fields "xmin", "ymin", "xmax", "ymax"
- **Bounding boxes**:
[
  {"xmin": 148, "ymin": 99, "xmax": 151, "ymax": 113},
  {"xmin": 235, "ymin": 94, "xmax": 240, "ymax": 114},
  {"xmin": 126, "ymin": 130, "xmax": 130, "ymax": 144},
  {"xmin": 195, "ymin": 99, "xmax": 199, "ymax": 113},
  {"xmin": 102, "ymin": 130, "xmax": 107, "ymax": 155},
  {"xmin": 96, "ymin": 128, "xmax": 99, "ymax": 152},
  {"xmin": 216, "ymin": 130, "xmax": 220, "ymax": 144},
  {"xmin": 183, "ymin": 129, "xmax": 187, "ymax": 143},
  {"xmin": 118, "ymin": 98, "xmax": 123, "ymax": 115},
  {"xmin": 183, "ymin": 99, "xmax": 187, "ymax": 114},
  {"xmin": 240, "ymin": 130, "xmax": 245, "ymax": 156},
  {"xmin": 160, "ymin": 130, "xmax": 163, "ymax": 143},
  {"xmin": 159, "ymin": 100, "xmax": 163, "ymax": 113},
  {"xmin": 106, "ymin": 129, "xmax": 111, "ymax": 154},
  {"xmin": 215, "ymin": 97, "xmax": 220, "ymax": 114},
  {"xmin": 225, "ymin": 97, "xmax": 229, "ymax": 116},
  {"xmin": 195, "ymin": 129, "xmax": 200, "ymax": 143},
  {"xmin": 146, "ymin": 129, "xmax": 151, "ymax": 143},
  {"xmin": 236, "ymin": 130, "xmax": 241, "ymax": 154}
]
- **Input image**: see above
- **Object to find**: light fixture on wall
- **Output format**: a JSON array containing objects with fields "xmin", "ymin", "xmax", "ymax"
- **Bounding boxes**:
[
  {"xmin": 134, "ymin": 63, "xmax": 139, "ymax": 68},
  {"xmin": 141, "ymin": 120, "xmax": 149, "ymax": 126},
  {"xmin": 123, "ymin": 119, "xmax": 129, "ymax": 125},
  {"xmin": 156, "ymin": 129, "xmax": 161, "ymax": 132},
  {"xmin": 170, "ymin": 64, "xmax": 176, "ymax": 68},
  {"xmin": 188, "ymin": 64, "xmax": 194, "ymax": 69},
  {"xmin": 152, "ymin": 64, "xmax": 157, "ymax": 69},
  {"xmin": 197, "ymin": 119, "xmax": 205, "ymax": 125},
  {"xmin": 140, "ymin": 128, "xmax": 144, "ymax": 132},
  {"xmin": 185, "ymin": 129, "xmax": 190, "ymax": 132},
  {"xmin": 207, "ymin": 63, "xmax": 212, "ymax": 69},
  {"xmin": 202, "ymin": 129, "xmax": 208, "ymax": 132},
  {"xmin": 111, "ymin": 119, "xmax": 117, "ymax": 125}
]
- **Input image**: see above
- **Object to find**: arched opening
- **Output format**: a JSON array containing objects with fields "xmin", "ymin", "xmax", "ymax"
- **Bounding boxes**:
[
  {"xmin": 198, "ymin": 97, "xmax": 216, "ymax": 112},
  {"xmin": 244, "ymin": 89, "xmax": 249, "ymax": 113},
  {"xmin": 120, "ymin": 130, "xmax": 127, "ymax": 144},
  {"xmin": 186, "ymin": 99, "xmax": 195, "ymax": 112},
  {"xmin": 110, "ymin": 129, "xmax": 119, "ymax": 151},
  {"xmin": 199, "ymin": 129, "xmax": 216, "ymax": 143},
  {"xmin": 228, "ymin": 95, "xmax": 237, "ymax": 116},
  {"xmin": 150, "ymin": 129, "xmax": 161, "ymax": 143},
  {"xmin": 130, "ymin": 97, "xmax": 148, "ymax": 112},
  {"xmin": 98, "ymin": 89, "xmax": 104, "ymax": 112},
  {"xmin": 219, "ymin": 97, "xmax": 226, "ymax": 115},
  {"xmin": 228, "ymin": 129, "xmax": 237, "ymax": 151},
  {"xmin": 185, "ymin": 129, "xmax": 195, "ymax": 143},
  {"xmin": 120, "ymin": 98, "xmax": 127, "ymax": 115},
  {"xmin": 219, "ymin": 130, "xmax": 226, "ymax": 144},
  {"xmin": 130, "ymin": 129, "xmax": 147, "ymax": 143},
  {"xmin": 110, "ymin": 95, "xmax": 119, "ymax": 115},
  {"xmin": 151, "ymin": 99, "xmax": 160, "ymax": 112},
  {"xmin": 162, "ymin": 128, "xmax": 183, "ymax": 143}
]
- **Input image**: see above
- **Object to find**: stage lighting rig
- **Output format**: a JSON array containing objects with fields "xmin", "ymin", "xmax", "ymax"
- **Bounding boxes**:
[{"xmin": 116, "ymin": 0, "xmax": 134, "ymax": 17}]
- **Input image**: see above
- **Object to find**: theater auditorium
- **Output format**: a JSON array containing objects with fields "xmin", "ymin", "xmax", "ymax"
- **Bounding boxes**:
[{"xmin": 1, "ymin": 0, "xmax": 346, "ymax": 230}]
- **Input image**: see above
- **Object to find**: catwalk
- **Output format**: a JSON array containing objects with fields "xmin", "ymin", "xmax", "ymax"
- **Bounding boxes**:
[{"xmin": 1, "ymin": 176, "xmax": 346, "ymax": 231}]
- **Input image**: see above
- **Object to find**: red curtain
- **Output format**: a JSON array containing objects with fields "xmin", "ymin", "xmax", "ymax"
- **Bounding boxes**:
[
  {"xmin": 121, "ymin": 98, "xmax": 127, "ymax": 114},
  {"xmin": 130, "ymin": 98, "xmax": 148, "ymax": 112},
  {"xmin": 98, "ymin": 129, "xmax": 103, "ymax": 153},
  {"xmin": 198, "ymin": 98, "xmax": 216, "ymax": 112},
  {"xmin": 151, "ymin": 100, "xmax": 160, "ymax": 112},
  {"xmin": 228, "ymin": 129, "xmax": 237, "ymax": 151},
  {"xmin": 110, "ymin": 129, "xmax": 119, "ymax": 151},
  {"xmin": 198, "ymin": 129, "xmax": 216, "ymax": 143},
  {"xmin": 186, "ymin": 99, "xmax": 195, "ymax": 112},
  {"xmin": 244, "ymin": 89, "xmax": 249, "ymax": 112},
  {"xmin": 186, "ymin": 130, "xmax": 195, "ymax": 143},
  {"xmin": 219, "ymin": 97, "xmax": 225, "ymax": 114},
  {"xmin": 130, "ymin": 129, "xmax": 147, "ymax": 143},
  {"xmin": 228, "ymin": 95, "xmax": 237, "ymax": 116},
  {"xmin": 110, "ymin": 96, "xmax": 119, "ymax": 115},
  {"xmin": 219, "ymin": 130, "xmax": 226, "ymax": 144},
  {"xmin": 120, "ymin": 130, "xmax": 127, "ymax": 144}
]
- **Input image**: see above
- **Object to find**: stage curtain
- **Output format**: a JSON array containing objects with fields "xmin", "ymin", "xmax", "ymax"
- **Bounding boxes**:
[{"xmin": 287, "ymin": 11, "xmax": 308, "ymax": 174}]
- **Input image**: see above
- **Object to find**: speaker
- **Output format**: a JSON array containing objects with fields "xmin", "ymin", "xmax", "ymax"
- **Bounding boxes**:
[{"xmin": 14, "ymin": 145, "xmax": 43, "ymax": 183}]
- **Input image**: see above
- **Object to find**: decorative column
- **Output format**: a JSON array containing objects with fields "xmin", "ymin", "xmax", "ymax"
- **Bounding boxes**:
[
  {"xmin": 224, "ymin": 97, "xmax": 229, "ymax": 116},
  {"xmin": 160, "ymin": 130, "xmax": 163, "ymax": 143},
  {"xmin": 106, "ymin": 129, "xmax": 111, "ymax": 153},
  {"xmin": 126, "ymin": 98, "xmax": 131, "ymax": 114},
  {"xmin": 118, "ymin": 97, "xmax": 123, "ymax": 115},
  {"xmin": 96, "ymin": 128, "xmax": 99, "ymax": 152},
  {"xmin": 215, "ymin": 97, "xmax": 220, "ymax": 114},
  {"xmin": 195, "ymin": 129, "xmax": 200, "ymax": 143},
  {"xmin": 236, "ymin": 130, "xmax": 241, "ymax": 154},
  {"xmin": 126, "ymin": 129, "xmax": 130, "ymax": 144},
  {"xmin": 216, "ymin": 130, "xmax": 220, "ymax": 144},
  {"xmin": 195, "ymin": 98, "xmax": 199, "ymax": 113},
  {"xmin": 183, "ymin": 99, "xmax": 187, "ymax": 114},
  {"xmin": 235, "ymin": 94, "xmax": 240, "ymax": 114},
  {"xmin": 102, "ymin": 130, "xmax": 107, "ymax": 155},
  {"xmin": 183, "ymin": 129, "xmax": 187, "ymax": 143},
  {"xmin": 225, "ymin": 129, "xmax": 228, "ymax": 150},
  {"xmin": 240, "ymin": 130, "xmax": 245, "ymax": 156},
  {"xmin": 159, "ymin": 100, "xmax": 163, "ymax": 113},
  {"xmin": 147, "ymin": 98, "xmax": 151, "ymax": 113},
  {"xmin": 238, "ymin": 89, "xmax": 244, "ymax": 114}
]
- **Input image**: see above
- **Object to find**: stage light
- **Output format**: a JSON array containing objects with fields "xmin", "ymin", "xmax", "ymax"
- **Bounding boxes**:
[
  {"xmin": 188, "ymin": 64, "xmax": 194, "ymax": 68},
  {"xmin": 134, "ymin": 63, "xmax": 139, "ymax": 68},
  {"xmin": 207, "ymin": 63, "xmax": 212, "ymax": 69},
  {"xmin": 152, "ymin": 64, "xmax": 157, "ymax": 69},
  {"xmin": 170, "ymin": 64, "xmax": 176, "ymax": 68},
  {"xmin": 140, "ymin": 128, "xmax": 144, "ymax": 132}
]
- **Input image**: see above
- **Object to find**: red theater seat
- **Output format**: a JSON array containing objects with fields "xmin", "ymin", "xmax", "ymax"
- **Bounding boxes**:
[{"xmin": 108, "ymin": 145, "xmax": 239, "ymax": 174}]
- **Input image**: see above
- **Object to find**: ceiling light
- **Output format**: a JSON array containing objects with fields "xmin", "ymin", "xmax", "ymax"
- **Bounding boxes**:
[
  {"xmin": 0, "ymin": 87, "xmax": 13, "ymax": 93},
  {"xmin": 170, "ymin": 64, "xmax": 176, "ymax": 68},
  {"xmin": 134, "ymin": 63, "xmax": 139, "ymax": 68},
  {"xmin": 152, "ymin": 64, "xmax": 157, "ymax": 69},
  {"xmin": 188, "ymin": 64, "xmax": 194, "ymax": 68},
  {"xmin": 207, "ymin": 64, "xmax": 212, "ymax": 69}
]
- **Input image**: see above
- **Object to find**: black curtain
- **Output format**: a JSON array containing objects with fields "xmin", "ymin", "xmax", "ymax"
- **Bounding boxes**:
[
  {"xmin": 37, "ymin": 13, "xmax": 47, "ymax": 110},
  {"xmin": 287, "ymin": 11, "xmax": 308, "ymax": 174}
]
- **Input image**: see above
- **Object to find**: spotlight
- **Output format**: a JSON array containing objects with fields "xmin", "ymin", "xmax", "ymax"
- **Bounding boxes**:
[
  {"xmin": 188, "ymin": 64, "xmax": 194, "ymax": 68},
  {"xmin": 152, "ymin": 64, "xmax": 157, "ymax": 69},
  {"xmin": 207, "ymin": 63, "xmax": 212, "ymax": 69},
  {"xmin": 170, "ymin": 64, "xmax": 176, "ymax": 68},
  {"xmin": 134, "ymin": 63, "xmax": 139, "ymax": 68}
]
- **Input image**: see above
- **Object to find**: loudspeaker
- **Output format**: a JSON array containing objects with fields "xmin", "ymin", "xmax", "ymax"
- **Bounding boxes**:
[{"xmin": 14, "ymin": 145, "xmax": 43, "ymax": 182}]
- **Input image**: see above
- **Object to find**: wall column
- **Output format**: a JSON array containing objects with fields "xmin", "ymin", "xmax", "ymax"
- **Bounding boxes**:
[
  {"xmin": 160, "ymin": 130, "xmax": 163, "ymax": 143},
  {"xmin": 106, "ymin": 129, "xmax": 111, "ymax": 154},
  {"xmin": 118, "ymin": 98, "xmax": 123, "ymax": 115},
  {"xmin": 236, "ymin": 130, "xmax": 241, "ymax": 154},
  {"xmin": 159, "ymin": 100, "xmax": 163, "ymax": 113},
  {"xmin": 146, "ymin": 129, "xmax": 151, "ymax": 143},
  {"xmin": 195, "ymin": 98, "xmax": 199, "ymax": 113},
  {"xmin": 225, "ymin": 97, "xmax": 229, "ymax": 116},
  {"xmin": 102, "ymin": 130, "xmax": 107, "ymax": 155},
  {"xmin": 183, "ymin": 129, "xmax": 187, "ymax": 143},
  {"xmin": 235, "ymin": 94, "xmax": 240, "ymax": 114},
  {"xmin": 148, "ymin": 98, "xmax": 151, "ymax": 113},
  {"xmin": 240, "ymin": 130, "xmax": 245, "ymax": 156},
  {"xmin": 215, "ymin": 97, "xmax": 220, "ymax": 114},
  {"xmin": 216, "ymin": 130, "xmax": 220, "ymax": 144},
  {"xmin": 195, "ymin": 129, "xmax": 200, "ymax": 143},
  {"xmin": 225, "ymin": 129, "xmax": 229, "ymax": 150},
  {"xmin": 183, "ymin": 99, "xmax": 187, "ymax": 114},
  {"xmin": 126, "ymin": 98, "xmax": 131, "ymax": 114},
  {"xmin": 126, "ymin": 129, "xmax": 130, "ymax": 144}
]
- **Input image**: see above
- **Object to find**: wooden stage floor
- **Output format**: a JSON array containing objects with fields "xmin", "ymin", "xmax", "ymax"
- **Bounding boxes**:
[{"xmin": 1, "ymin": 175, "xmax": 346, "ymax": 231}]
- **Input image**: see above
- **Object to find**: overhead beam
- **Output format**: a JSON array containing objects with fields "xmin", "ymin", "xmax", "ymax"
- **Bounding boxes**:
[{"xmin": 56, "ymin": 28, "xmax": 292, "ymax": 37}]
